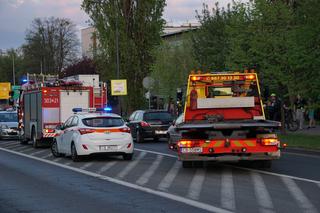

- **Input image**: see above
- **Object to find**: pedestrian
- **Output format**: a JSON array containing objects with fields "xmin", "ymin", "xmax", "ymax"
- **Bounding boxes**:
[
  {"xmin": 167, "ymin": 97, "xmax": 175, "ymax": 117},
  {"xmin": 307, "ymin": 98, "xmax": 316, "ymax": 129},
  {"xmin": 294, "ymin": 94, "xmax": 306, "ymax": 130},
  {"xmin": 269, "ymin": 93, "xmax": 281, "ymax": 121}
]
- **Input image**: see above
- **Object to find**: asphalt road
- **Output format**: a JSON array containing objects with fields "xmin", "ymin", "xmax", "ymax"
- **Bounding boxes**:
[{"xmin": 0, "ymin": 139, "xmax": 319, "ymax": 213}]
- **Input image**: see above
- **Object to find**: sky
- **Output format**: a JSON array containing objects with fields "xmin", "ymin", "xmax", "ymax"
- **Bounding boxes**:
[{"xmin": 0, "ymin": 0, "xmax": 236, "ymax": 50}]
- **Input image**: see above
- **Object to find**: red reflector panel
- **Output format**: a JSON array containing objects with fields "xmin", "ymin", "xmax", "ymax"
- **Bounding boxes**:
[{"xmin": 79, "ymin": 128, "xmax": 96, "ymax": 135}]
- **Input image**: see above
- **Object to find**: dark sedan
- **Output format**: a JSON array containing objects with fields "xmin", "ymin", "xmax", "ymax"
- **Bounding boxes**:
[{"xmin": 127, "ymin": 110, "xmax": 173, "ymax": 143}]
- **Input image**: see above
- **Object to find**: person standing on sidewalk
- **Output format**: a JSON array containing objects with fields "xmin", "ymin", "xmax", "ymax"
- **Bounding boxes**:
[
  {"xmin": 294, "ymin": 94, "xmax": 306, "ymax": 130},
  {"xmin": 307, "ymin": 98, "xmax": 316, "ymax": 129}
]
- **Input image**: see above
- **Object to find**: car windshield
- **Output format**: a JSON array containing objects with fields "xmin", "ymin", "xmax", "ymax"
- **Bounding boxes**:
[
  {"xmin": 82, "ymin": 117, "xmax": 124, "ymax": 127},
  {"xmin": 144, "ymin": 112, "xmax": 173, "ymax": 121},
  {"xmin": 0, "ymin": 112, "xmax": 18, "ymax": 122}
]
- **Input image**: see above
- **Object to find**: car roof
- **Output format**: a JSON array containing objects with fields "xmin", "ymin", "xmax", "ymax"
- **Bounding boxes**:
[{"xmin": 75, "ymin": 112, "xmax": 122, "ymax": 119}]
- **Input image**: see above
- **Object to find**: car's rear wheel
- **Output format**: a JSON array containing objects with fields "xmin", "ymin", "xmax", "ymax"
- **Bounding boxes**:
[
  {"xmin": 51, "ymin": 139, "xmax": 61, "ymax": 157},
  {"xmin": 71, "ymin": 143, "xmax": 81, "ymax": 162},
  {"xmin": 136, "ymin": 130, "xmax": 144, "ymax": 143},
  {"xmin": 123, "ymin": 153, "xmax": 133, "ymax": 161}
]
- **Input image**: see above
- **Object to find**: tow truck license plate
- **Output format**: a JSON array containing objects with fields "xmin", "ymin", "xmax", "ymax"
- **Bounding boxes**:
[
  {"xmin": 100, "ymin": 145, "xmax": 117, "ymax": 151},
  {"xmin": 181, "ymin": 147, "xmax": 203, "ymax": 153}
]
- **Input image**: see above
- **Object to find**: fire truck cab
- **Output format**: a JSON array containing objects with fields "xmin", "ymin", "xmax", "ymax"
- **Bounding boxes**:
[
  {"xmin": 176, "ymin": 71, "xmax": 281, "ymax": 168},
  {"xmin": 19, "ymin": 74, "xmax": 107, "ymax": 147}
]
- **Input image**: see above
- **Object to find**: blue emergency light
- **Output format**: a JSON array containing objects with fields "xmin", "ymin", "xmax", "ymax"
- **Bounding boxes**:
[
  {"xmin": 22, "ymin": 79, "xmax": 28, "ymax": 83},
  {"xmin": 72, "ymin": 107, "xmax": 112, "ymax": 113},
  {"xmin": 104, "ymin": 107, "xmax": 112, "ymax": 112}
]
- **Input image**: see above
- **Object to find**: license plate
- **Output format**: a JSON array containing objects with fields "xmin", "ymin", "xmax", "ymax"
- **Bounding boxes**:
[
  {"xmin": 100, "ymin": 145, "xmax": 118, "ymax": 151},
  {"xmin": 181, "ymin": 147, "xmax": 203, "ymax": 153},
  {"xmin": 155, "ymin": 130, "xmax": 167, "ymax": 134}
]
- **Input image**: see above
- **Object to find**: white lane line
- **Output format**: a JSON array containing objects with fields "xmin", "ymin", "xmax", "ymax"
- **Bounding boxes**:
[
  {"xmin": 221, "ymin": 168, "xmax": 236, "ymax": 211},
  {"xmin": 0, "ymin": 147, "xmax": 232, "ymax": 213},
  {"xmin": 251, "ymin": 172, "xmax": 275, "ymax": 213},
  {"xmin": 97, "ymin": 161, "xmax": 117, "ymax": 174},
  {"xmin": 282, "ymin": 177, "xmax": 317, "ymax": 213},
  {"xmin": 136, "ymin": 148, "xmax": 320, "ymax": 184},
  {"xmin": 136, "ymin": 155, "xmax": 164, "ymax": 185},
  {"xmin": 53, "ymin": 158, "xmax": 63, "ymax": 162},
  {"xmin": 158, "ymin": 160, "xmax": 181, "ymax": 191},
  {"xmin": 80, "ymin": 162, "xmax": 94, "ymax": 170},
  {"xmin": 117, "ymin": 152, "xmax": 147, "ymax": 179},
  {"xmin": 30, "ymin": 149, "xmax": 48, "ymax": 156},
  {"xmin": 134, "ymin": 148, "xmax": 176, "ymax": 158},
  {"xmin": 187, "ymin": 168, "xmax": 206, "ymax": 200},
  {"xmin": 42, "ymin": 153, "xmax": 53, "ymax": 159}
]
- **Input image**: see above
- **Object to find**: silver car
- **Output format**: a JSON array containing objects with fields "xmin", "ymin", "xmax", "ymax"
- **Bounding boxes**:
[
  {"xmin": 167, "ymin": 113, "xmax": 184, "ymax": 150},
  {"xmin": 0, "ymin": 110, "xmax": 19, "ymax": 139}
]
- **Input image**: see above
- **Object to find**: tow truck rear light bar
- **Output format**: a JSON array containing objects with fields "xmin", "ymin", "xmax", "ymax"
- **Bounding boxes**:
[{"xmin": 190, "ymin": 74, "xmax": 256, "ymax": 82}]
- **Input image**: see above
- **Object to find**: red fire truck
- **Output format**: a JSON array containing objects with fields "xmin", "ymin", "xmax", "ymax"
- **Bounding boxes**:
[
  {"xmin": 176, "ymin": 71, "xmax": 282, "ymax": 168},
  {"xmin": 18, "ymin": 74, "xmax": 107, "ymax": 147}
]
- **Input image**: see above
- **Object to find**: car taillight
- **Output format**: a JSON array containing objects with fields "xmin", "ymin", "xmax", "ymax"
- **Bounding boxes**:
[
  {"xmin": 178, "ymin": 140, "xmax": 194, "ymax": 148},
  {"xmin": 120, "ymin": 127, "xmax": 131, "ymax": 133},
  {"xmin": 261, "ymin": 138, "xmax": 279, "ymax": 146},
  {"xmin": 79, "ymin": 128, "xmax": 96, "ymax": 135},
  {"xmin": 140, "ymin": 121, "xmax": 150, "ymax": 127}
]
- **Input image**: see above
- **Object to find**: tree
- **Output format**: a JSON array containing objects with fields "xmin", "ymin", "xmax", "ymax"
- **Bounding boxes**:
[
  {"xmin": 22, "ymin": 17, "xmax": 79, "ymax": 74},
  {"xmin": 60, "ymin": 57, "xmax": 97, "ymax": 78},
  {"xmin": 82, "ymin": 0, "xmax": 166, "ymax": 112}
]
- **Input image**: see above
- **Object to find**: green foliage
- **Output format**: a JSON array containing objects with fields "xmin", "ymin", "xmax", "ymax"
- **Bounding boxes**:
[
  {"xmin": 151, "ymin": 35, "xmax": 198, "ymax": 100},
  {"xmin": 193, "ymin": 0, "xmax": 320, "ymax": 103},
  {"xmin": 82, "ymin": 0, "xmax": 166, "ymax": 112}
]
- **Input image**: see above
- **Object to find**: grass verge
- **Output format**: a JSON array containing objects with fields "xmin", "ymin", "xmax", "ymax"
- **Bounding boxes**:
[{"xmin": 279, "ymin": 134, "xmax": 320, "ymax": 150}]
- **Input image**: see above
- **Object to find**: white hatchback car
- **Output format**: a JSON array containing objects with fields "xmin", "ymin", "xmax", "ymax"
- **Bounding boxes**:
[{"xmin": 51, "ymin": 110, "xmax": 134, "ymax": 162}]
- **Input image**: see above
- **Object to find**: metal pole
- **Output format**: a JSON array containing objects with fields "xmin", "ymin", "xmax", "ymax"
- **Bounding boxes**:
[{"xmin": 12, "ymin": 53, "xmax": 15, "ymax": 85}]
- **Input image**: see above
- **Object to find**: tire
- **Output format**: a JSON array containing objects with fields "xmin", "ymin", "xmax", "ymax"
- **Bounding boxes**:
[
  {"xmin": 123, "ymin": 153, "xmax": 133, "ymax": 161},
  {"xmin": 71, "ymin": 143, "xmax": 81, "ymax": 162},
  {"xmin": 51, "ymin": 139, "xmax": 61, "ymax": 157},
  {"xmin": 136, "ymin": 130, "xmax": 144, "ymax": 143},
  {"xmin": 182, "ymin": 161, "xmax": 193, "ymax": 168},
  {"xmin": 31, "ymin": 128, "xmax": 39, "ymax": 148}
]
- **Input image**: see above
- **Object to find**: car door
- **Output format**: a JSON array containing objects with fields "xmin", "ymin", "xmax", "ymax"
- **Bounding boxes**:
[
  {"xmin": 127, "ymin": 111, "xmax": 137, "ymax": 136},
  {"xmin": 60, "ymin": 116, "xmax": 74, "ymax": 153},
  {"xmin": 63, "ymin": 116, "xmax": 79, "ymax": 155}
]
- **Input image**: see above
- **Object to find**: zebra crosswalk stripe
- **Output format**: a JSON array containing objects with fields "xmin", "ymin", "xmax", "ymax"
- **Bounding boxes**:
[
  {"xmin": 136, "ymin": 155, "xmax": 163, "ymax": 185},
  {"xmin": 221, "ymin": 168, "xmax": 236, "ymax": 211},
  {"xmin": 251, "ymin": 172, "xmax": 275, "ymax": 213},
  {"xmin": 80, "ymin": 162, "xmax": 94, "ymax": 170},
  {"xmin": 187, "ymin": 168, "xmax": 206, "ymax": 200},
  {"xmin": 281, "ymin": 177, "xmax": 317, "ymax": 213},
  {"xmin": 158, "ymin": 160, "xmax": 181, "ymax": 191},
  {"xmin": 97, "ymin": 161, "xmax": 117, "ymax": 174},
  {"xmin": 30, "ymin": 149, "xmax": 48, "ymax": 156},
  {"xmin": 117, "ymin": 152, "xmax": 146, "ymax": 179}
]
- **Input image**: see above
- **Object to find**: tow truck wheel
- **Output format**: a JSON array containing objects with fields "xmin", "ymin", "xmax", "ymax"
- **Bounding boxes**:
[
  {"xmin": 182, "ymin": 161, "xmax": 193, "ymax": 168},
  {"xmin": 51, "ymin": 139, "xmax": 61, "ymax": 157},
  {"xmin": 31, "ymin": 128, "xmax": 39, "ymax": 148},
  {"xmin": 71, "ymin": 143, "xmax": 81, "ymax": 162}
]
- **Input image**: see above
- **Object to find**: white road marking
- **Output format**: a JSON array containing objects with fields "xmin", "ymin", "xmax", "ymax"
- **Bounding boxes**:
[
  {"xmin": 136, "ymin": 148, "xmax": 320, "ymax": 184},
  {"xmin": 16, "ymin": 147, "xmax": 35, "ymax": 153},
  {"xmin": 97, "ymin": 161, "xmax": 117, "ymax": 174},
  {"xmin": 187, "ymin": 168, "xmax": 206, "ymax": 200},
  {"xmin": 80, "ymin": 162, "xmax": 94, "ymax": 170},
  {"xmin": 134, "ymin": 148, "xmax": 176, "ymax": 158},
  {"xmin": 251, "ymin": 172, "xmax": 275, "ymax": 213},
  {"xmin": 4, "ymin": 143, "xmax": 22, "ymax": 149},
  {"xmin": 30, "ymin": 149, "xmax": 48, "ymax": 156},
  {"xmin": 158, "ymin": 160, "xmax": 181, "ymax": 191},
  {"xmin": 136, "ymin": 155, "xmax": 164, "ymax": 185},
  {"xmin": 282, "ymin": 177, "xmax": 317, "ymax": 213},
  {"xmin": 42, "ymin": 153, "xmax": 53, "ymax": 159},
  {"xmin": 221, "ymin": 168, "xmax": 236, "ymax": 211},
  {"xmin": 0, "ymin": 141, "xmax": 19, "ymax": 146},
  {"xmin": 0, "ymin": 147, "xmax": 233, "ymax": 213},
  {"xmin": 117, "ymin": 152, "xmax": 147, "ymax": 179},
  {"xmin": 53, "ymin": 158, "xmax": 63, "ymax": 162}
]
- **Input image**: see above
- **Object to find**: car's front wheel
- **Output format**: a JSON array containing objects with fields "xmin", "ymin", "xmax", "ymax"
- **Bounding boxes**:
[
  {"xmin": 136, "ymin": 130, "xmax": 144, "ymax": 143},
  {"xmin": 51, "ymin": 139, "xmax": 61, "ymax": 157},
  {"xmin": 71, "ymin": 143, "xmax": 81, "ymax": 162}
]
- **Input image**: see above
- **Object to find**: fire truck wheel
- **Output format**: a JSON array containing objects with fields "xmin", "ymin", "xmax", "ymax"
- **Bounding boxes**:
[
  {"xmin": 31, "ymin": 128, "xmax": 39, "ymax": 148},
  {"xmin": 71, "ymin": 143, "xmax": 81, "ymax": 162},
  {"xmin": 182, "ymin": 161, "xmax": 193, "ymax": 168},
  {"xmin": 136, "ymin": 130, "xmax": 144, "ymax": 143},
  {"xmin": 51, "ymin": 140, "xmax": 61, "ymax": 157}
]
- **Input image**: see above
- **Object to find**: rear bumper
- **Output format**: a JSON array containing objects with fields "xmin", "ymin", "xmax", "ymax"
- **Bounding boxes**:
[{"xmin": 179, "ymin": 151, "xmax": 281, "ymax": 161}]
